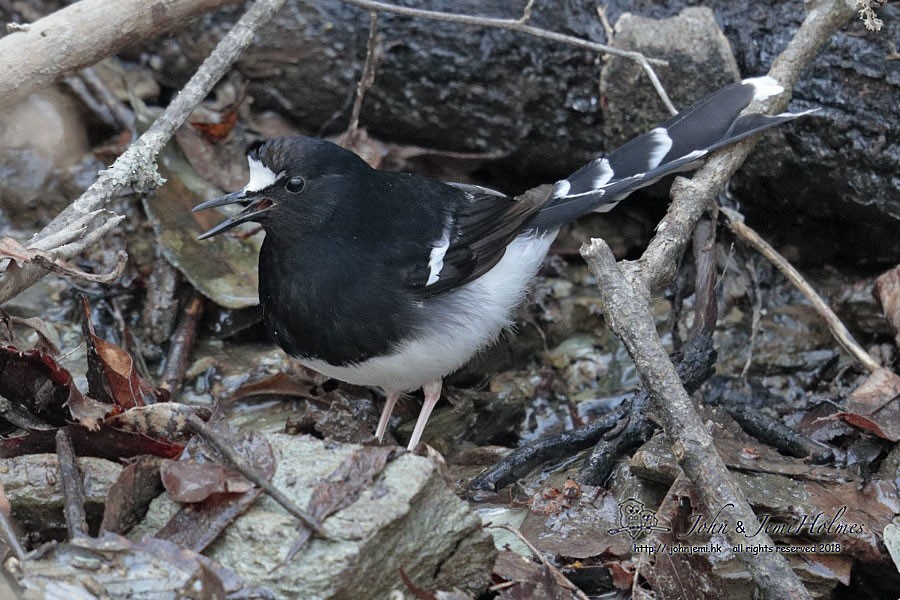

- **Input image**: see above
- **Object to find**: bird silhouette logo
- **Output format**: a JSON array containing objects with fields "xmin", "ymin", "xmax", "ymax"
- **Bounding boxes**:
[{"xmin": 608, "ymin": 498, "xmax": 670, "ymax": 540}]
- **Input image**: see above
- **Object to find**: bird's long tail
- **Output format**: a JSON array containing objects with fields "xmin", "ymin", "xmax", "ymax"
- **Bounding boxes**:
[{"xmin": 527, "ymin": 76, "xmax": 813, "ymax": 231}]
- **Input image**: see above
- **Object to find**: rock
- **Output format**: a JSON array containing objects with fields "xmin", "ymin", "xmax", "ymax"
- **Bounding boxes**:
[
  {"xmin": 133, "ymin": 434, "xmax": 496, "ymax": 599},
  {"xmin": 0, "ymin": 87, "xmax": 98, "ymax": 223},
  {"xmin": 600, "ymin": 7, "xmax": 741, "ymax": 145},
  {"xmin": 0, "ymin": 453, "xmax": 122, "ymax": 539}
]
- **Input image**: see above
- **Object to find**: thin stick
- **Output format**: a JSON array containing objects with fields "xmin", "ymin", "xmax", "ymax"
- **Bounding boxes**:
[
  {"xmin": 345, "ymin": 11, "xmax": 380, "ymax": 136},
  {"xmin": 721, "ymin": 206, "xmax": 880, "ymax": 373},
  {"xmin": 185, "ymin": 414, "xmax": 327, "ymax": 538},
  {"xmin": 56, "ymin": 428, "xmax": 88, "ymax": 539},
  {"xmin": 160, "ymin": 294, "xmax": 205, "ymax": 395}
]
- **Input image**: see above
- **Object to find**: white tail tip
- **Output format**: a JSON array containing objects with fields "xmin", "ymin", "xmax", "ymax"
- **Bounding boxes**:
[{"xmin": 743, "ymin": 75, "xmax": 784, "ymax": 101}]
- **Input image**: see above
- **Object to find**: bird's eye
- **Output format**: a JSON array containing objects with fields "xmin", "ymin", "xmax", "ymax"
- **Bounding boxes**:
[{"xmin": 285, "ymin": 176, "xmax": 306, "ymax": 194}]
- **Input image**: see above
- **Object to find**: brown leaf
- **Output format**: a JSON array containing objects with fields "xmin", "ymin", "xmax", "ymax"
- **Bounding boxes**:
[
  {"xmin": 154, "ymin": 425, "xmax": 275, "ymax": 553},
  {"xmin": 605, "ymin": 561, "xmax": 634, "ymax": 590},
  {"xmin": 493, "ymin": 551, "xmax": 569, "ymax": 600},
  {"xmin": 231, "ymin": 370, "xmax": 320, "ymax": 401},
  {"xmin": 0, "ymin": 424, "xmax": 184, "ymax": 460},
  {"xmin": 1, "ymin": 312, "xmax": 60, "ymax": 355},
  {"xmin": 874, "ymin": 264, "xmax": 900, "ymax": 345},
  {"xmin": 841, "ymin": 367, "xmax": 900, "ymax": 441},
  {"xmin": 306, "ymin": 445, "xmax": 396, "ymax": 522},
  {"xmin": 190, "ymin": 108, "xmax": 238, "ymax": 142},
  {"xmin": 284, "ymin": 445, "xmax": 398, "ymax": 559},
  {"xmin": 100, "ymin": 455, "xmax": 165, "ymax": 535},
  {"xmin": 0, "ymin": 345, "xmax": 92, "ymax": 432},
  {"xmin": 80, "ymin": 296, "xmax": 156, "ymax": 409},
  {"xmin": 160, "ymin": 459, "xmax": 253, "ymax": 503}
]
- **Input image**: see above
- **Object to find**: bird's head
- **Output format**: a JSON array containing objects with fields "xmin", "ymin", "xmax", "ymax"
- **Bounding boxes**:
[{"xmin": 193, "ymin": 136, "xmax": 370, "ymax": 239}]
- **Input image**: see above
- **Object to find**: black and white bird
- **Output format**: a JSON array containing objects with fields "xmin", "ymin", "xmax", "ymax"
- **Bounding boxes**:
[{"xmin": 195, "ymin": 76, "xmax": 806, "ymax": 450}]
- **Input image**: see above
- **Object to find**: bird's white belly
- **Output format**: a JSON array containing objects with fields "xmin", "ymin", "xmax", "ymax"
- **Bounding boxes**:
[{"xmin": 298, "ymin": 231, "xmax": 556, "ymax": 391}]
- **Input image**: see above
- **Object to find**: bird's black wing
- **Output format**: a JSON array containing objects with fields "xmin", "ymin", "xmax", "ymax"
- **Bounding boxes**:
[{"xmin": 401, "ymin": 183, "xmax": 553, "ymax": 298}]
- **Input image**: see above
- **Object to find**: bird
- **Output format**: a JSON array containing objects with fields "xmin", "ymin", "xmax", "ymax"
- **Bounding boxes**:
[{"xmin": 194, "ymin": 76, "xmax": 809, "ymax": 450}]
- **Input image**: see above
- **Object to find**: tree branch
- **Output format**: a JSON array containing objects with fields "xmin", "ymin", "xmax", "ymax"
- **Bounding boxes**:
[
  {"xmin": 0, "ymin": 0, "xmax": 244, "ymax": 111},
  {"xmin": 623, "ymin": 0, "xmax": 857, "ymax": 298},
  {"xmin": 579, "ymin": 1, "xmax": 856, "ymax": 598},
  {"xmin": 0, "ymin": 0, "xmax": 288, "ymax": 305}
]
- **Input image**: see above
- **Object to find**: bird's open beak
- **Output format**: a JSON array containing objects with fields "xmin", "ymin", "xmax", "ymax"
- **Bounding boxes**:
[{"xmin": 193, "ymin": 191, "xmax": 276, "ymax": 240}]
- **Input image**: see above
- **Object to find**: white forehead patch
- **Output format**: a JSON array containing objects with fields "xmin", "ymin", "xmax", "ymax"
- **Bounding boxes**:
[{"xmin": 244, "ymin": 157, "xmax": 279, "ymax": 192}]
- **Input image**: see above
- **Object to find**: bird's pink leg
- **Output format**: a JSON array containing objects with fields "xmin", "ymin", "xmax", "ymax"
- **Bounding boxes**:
[
  {"xmin": 407, "ymin": 380, "xmax": 442, "ymax": 450},
  {"xmin": 375, "ymin": 390, "xmax": 400, "ymax": 442}
]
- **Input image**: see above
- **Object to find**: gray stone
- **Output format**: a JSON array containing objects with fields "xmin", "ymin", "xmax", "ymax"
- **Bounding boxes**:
[{"xmin": 135, "ymin": 434, "xmax": 495, "ymax": 599}]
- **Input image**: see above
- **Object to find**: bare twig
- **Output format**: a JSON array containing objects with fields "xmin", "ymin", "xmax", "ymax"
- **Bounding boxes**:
[
  {"xmin": 582, "ymin": 239, "xmax": 812, "ymax": 599},
  {"xmin": 0, "ymin": 0, "xmax": 288, "ymax": 305},
  {"xmin": 740, "ymin": 250, "xmax": 764, "ymax": 378},
  {"xmin": 578, "ymin": 1, "xmax": 857, "ymax": 598},
  {"xmin": 76, "ymin": 66, "xmax": 136, "ymax": 134},
  {"xmin": 1, "ymin": 236, "xmax": 127, "ymax": 284},
  {"xmin": 721, "ymin": 206, "xmax": 880, "ymax": 373},
  {"xmin": 336, "ymin": 0, "xmax": 677, "ymax": 113},
  {"xmin": 595, "ymin": 5, "xmax": 677, "ymax": 116},
  {"xmin": 56, "ymin": 429, "xmax": 89, "ymax": 539},
  {"xmin": 517, "ymin": 0, "xmax": 535, "ymax": 24},
  {"xmin": 185, "ymin": 414, "xmax": 327, "ymax": 538},
  {"xmin": 596, "ymin": 5, "xmax": 614, "ymax": 40},
  {"xmin": 160, "ymin": 294, "xmax": 205, "ymax": 395},
  {"xmin": 344, "ymin": 11, "xmax": 381, "ymax": 137}
]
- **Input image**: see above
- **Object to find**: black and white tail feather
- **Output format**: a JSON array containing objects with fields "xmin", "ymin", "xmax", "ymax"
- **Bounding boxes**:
[{"xmin": 527, "ymin": 76, "xmax": 813, "ymax": 231}]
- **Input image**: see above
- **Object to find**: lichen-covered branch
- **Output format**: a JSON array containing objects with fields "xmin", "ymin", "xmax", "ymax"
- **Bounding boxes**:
[
  {"xmin": 0, "ymin": 0, "xmax": 288, "ymax": 305},
  {"xmin": 579, "ymin": 1, "xmax": 857, "ymax": 598}
]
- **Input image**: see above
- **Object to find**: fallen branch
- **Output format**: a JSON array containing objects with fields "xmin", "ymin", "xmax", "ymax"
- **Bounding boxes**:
[
  {"xmin": 343, "ymin": 10, "xmax": 381, "ymax": 140},
  {"xmin": 583, "ymin": 238, "xmax": 812, "ymax": 599},
  {"xmin": 160, "ymin": 294, "xmax": 205, "ymax": 395},
  {"xmin": 0, "ymin": 0, "xmax": 244, "ymax": 111},
  {"xmin": 185, "ymin": 414, "xmax": 326, "ymax": 538},
  {"xmin": 579, "ymin": 1, "xmax": 856, "ymax": 598},
  {"xmin": 0, "ymin": 0, "xmax": 288, "ymax": 305},
  {"xmin": 56, "ymin": 429, "xmax": 88, "ymax": 539}
]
